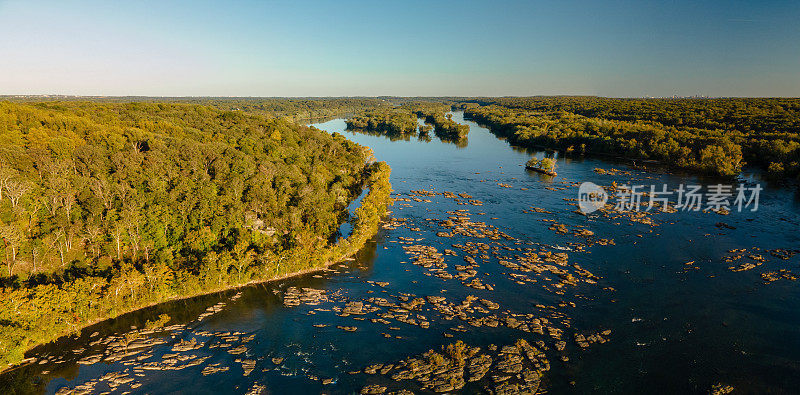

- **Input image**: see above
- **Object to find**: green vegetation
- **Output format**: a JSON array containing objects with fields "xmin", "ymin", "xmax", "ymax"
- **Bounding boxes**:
[
  {"xmin": 2, "ymin": 97, "xmax": 392, "ymax": 123},
  {"xmin": 526, "ymin": 157, "xmax": 557, "ymax": 175},
  {"xmin": 444, "ymin": 340, "xmax": 467, "ymax": 366},
  {"xmin": 0, "ymin": 101, "xmax": 392, "ymax": 368},
  {"xmin": 345, "ymin": 109, "xmax": 418, "ymax": 136},
  {"xmin": 463, "ymin": 97, "xmax": 800, "ymax": 179},
  {"xmin": 195, "ymin": 98, "xmax": 391, "ymax": 122},
  {"xmin": 465, "ymin": 103, "xmax": 742, "ymax": 176},
  {"xmin": 413, "ymin": 110, "xmax": 470, "ymax": 140}
]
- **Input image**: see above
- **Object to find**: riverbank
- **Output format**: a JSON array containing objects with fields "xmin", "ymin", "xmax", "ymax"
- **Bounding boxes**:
[
  {"xmin": 0, "ymin": 161, "xmax": 393, "ymax": 373},
  {"xmin": 463, "ymin": 105, "xmax": 746, "ymax": 178}
]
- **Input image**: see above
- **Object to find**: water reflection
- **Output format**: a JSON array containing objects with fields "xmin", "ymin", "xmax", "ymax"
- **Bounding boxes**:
[{"xmin": 342, "ymin": 114, "xmax": 468, "ymax": 147}]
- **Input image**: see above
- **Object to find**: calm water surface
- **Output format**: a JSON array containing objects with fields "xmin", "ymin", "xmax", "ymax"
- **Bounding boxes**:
[{"xmin": 2, "ymin": 112, "xmax": 800, "ymax": 394}]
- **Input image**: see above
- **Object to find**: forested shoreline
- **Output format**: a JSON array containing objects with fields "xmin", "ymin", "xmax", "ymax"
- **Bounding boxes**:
[
  {"xmin": 0, "ymin": 101, "xmax": 392, "ymax": 369},
  {"xmin": 462, "ymin": 97, "xmax": 800, "ymax": 179},
  {"xmin": 412, "ymin": 111, "xmax": 469, "ymax": 141}
]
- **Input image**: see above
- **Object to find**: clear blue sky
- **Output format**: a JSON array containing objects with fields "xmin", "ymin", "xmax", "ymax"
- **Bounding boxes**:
[{"xmin": 1, "ymin": 0, "xmax": 798, "ymax": 97}]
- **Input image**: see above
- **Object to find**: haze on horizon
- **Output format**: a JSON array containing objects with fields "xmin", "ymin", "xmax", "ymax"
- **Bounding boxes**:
[{"xmin": 1, "ymin": 0, "xmax": 799, "ymax": 98}]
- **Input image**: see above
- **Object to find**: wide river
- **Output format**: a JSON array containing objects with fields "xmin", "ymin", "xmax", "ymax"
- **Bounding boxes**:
[{"xmin": 2, "ymin": 112, "xmax": 800, "ymax": 394}]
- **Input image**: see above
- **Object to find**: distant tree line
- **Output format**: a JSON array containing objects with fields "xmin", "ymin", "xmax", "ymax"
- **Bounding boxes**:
[{"xmin": 1, "ymin": 97, "xmax": 393, "ymax": 123}]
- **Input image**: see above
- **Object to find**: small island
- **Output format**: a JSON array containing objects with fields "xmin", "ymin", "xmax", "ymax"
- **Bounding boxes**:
[{"xmin": 526, "ymin": 157, "xmax": 558, "ymax": 176}]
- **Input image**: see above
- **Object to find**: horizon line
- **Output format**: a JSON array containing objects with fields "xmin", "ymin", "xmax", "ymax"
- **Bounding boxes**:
[{"xmin": 2, "ymin": 94, "xmax": 798, "ymax": 100}]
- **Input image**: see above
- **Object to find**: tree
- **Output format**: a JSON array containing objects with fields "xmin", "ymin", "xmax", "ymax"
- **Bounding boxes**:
[
  {"xmin": 0, "ymin": 223, "xmax": 25, "ymax": 276},
  {"xmin": 232, "ymin": 238, "xmax": 255, "ymax": 283},
  {"xmin": 5, "ymin": 179, "xmax": 31, "ymax": 208},
  {"xmin": 526, "ymin": 157, "xmax": 557, "ymax": 173},
  {"xmin": 0, "ymin": 165, "xmax": 17, "ymax": 202}
]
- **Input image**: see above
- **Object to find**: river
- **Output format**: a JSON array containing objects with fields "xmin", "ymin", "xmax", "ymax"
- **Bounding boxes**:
[{"xmin": 2, "ymin": 112, "xmax": 800, "ymax": 394}]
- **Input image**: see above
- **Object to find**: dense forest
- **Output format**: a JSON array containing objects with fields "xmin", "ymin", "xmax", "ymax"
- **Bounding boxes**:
[
  {"xmin": 194, "ymin": 98, "xmax": 391, "ymax": 122},
  {"xmin": 345, "ymin": 109, "xmax": 418, "ymax": 136},
  {"xmin": 470, "ymin": 97, "xmax": 800, "ymax": 135},
  {"xmin": 0, "ymin": 97, "xmax": 393, "ymax": 123},
  {"xmin": 462, "ymin": 97, "xmax": 800, "ymax": 178},
  {"xmin": 0, "ymin": 101, "xmax": 392, "ymax": 368}
]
